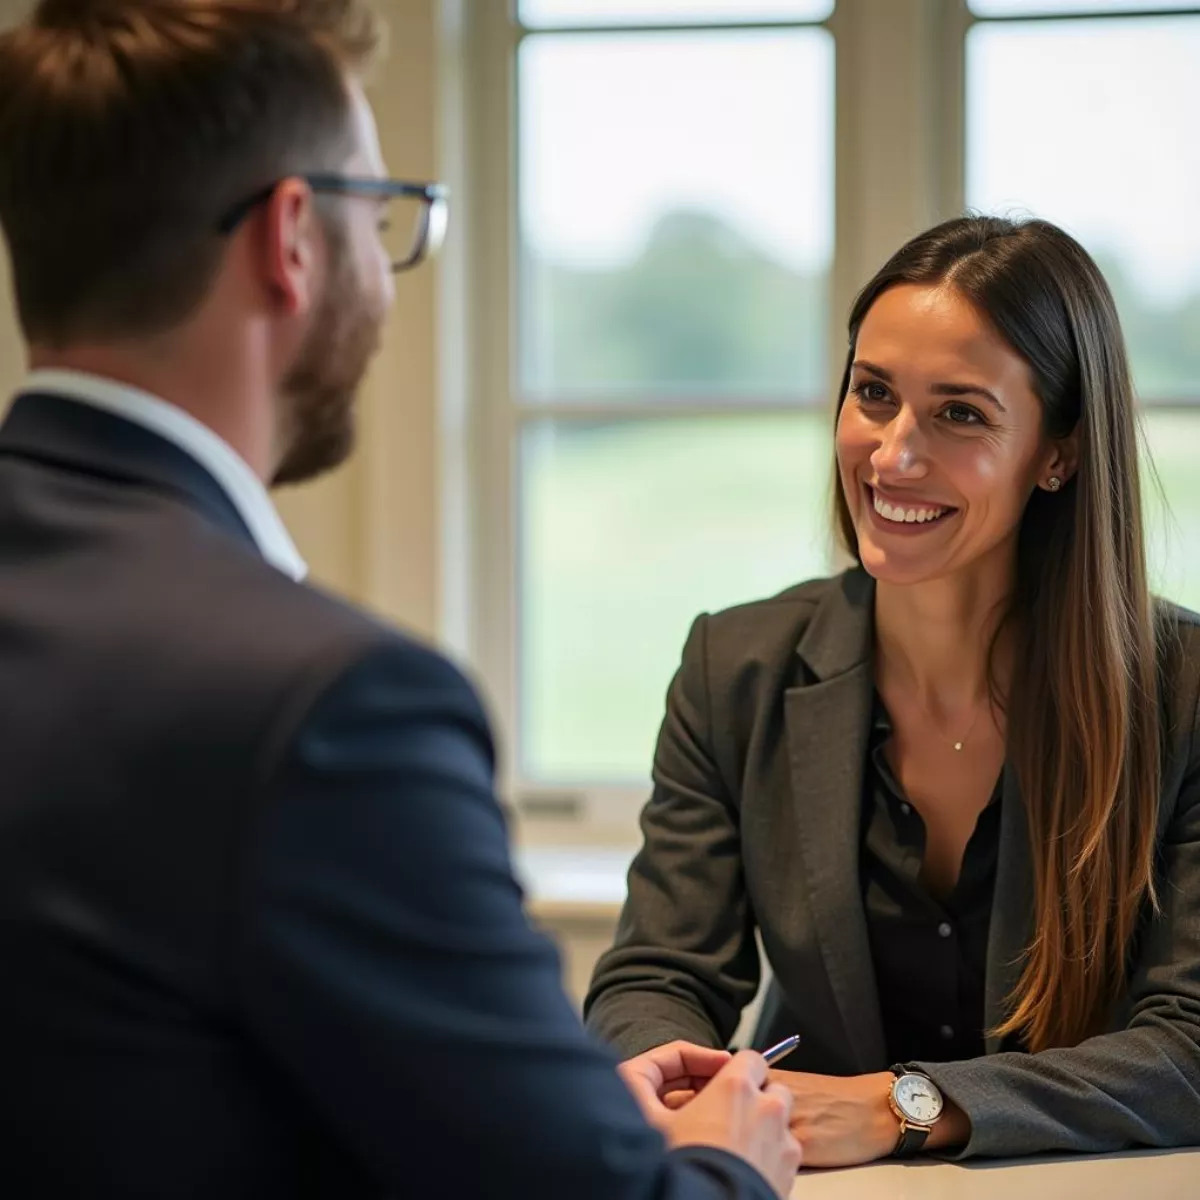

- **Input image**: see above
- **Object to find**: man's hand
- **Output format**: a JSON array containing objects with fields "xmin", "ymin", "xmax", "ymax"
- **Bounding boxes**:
[
  {"xmin": 618, "ymin": 1040, "xmax": 732, "ymax": 1129},
  {"xmin": 664, "ymin": 1050, "xmax": 803, "ymax": 1199}
]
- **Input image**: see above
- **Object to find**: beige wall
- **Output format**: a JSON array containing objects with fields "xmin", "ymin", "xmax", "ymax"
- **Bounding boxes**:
[{"xmin": 0, "ymin": 0, "xmax": 444, "ymax": 640}]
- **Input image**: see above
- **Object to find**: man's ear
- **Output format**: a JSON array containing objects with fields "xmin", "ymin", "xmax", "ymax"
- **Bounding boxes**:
[{"xmin": 261, "ymin": 178, "xmax": 321, "ymax": 318}]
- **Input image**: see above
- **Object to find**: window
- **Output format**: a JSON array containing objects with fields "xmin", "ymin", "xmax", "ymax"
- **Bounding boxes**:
[
  {"xmin": 965, "ymin": 1, "xmax": 1200, "ymax": 608},
  {"xmin": 462, "ymin": 0, "xmax": 835, "ymax": 821},
  {"xmin": 517, "ymin": 16, "xmax": 834, "ymax": 784},
  {"xmin": 458, "ymin": 0, "xmax": 1200, "ymax": 836}
]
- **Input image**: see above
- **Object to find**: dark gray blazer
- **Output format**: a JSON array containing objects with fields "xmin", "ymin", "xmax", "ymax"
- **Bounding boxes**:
[{"xmin": 584, "ymin": 569, "xmax": 1200, "ymax": 1159}]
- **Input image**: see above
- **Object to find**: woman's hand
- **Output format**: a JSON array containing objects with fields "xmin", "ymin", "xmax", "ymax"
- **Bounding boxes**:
[
  {"xmin": 617, "ymin": 1041, "xmax": 732, "ymax": 1130},
  {"xmin": 768, "ymin": 1070, "xmax": 970, "ymax": 1167},
  {"xmin": 767, "ymin": 1070, "xmax": 900, "ymax": 1167}
]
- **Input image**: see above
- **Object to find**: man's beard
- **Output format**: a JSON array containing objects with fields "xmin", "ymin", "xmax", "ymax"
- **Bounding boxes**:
[{"xmin": 272, "ymin": 225, "xmax": 385, "ymax": 487}]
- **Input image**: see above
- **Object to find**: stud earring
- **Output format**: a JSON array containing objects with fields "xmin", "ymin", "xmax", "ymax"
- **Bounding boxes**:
[{"xmin": 1047, "ymin": 476, "xmax": 1062, "ymax": 492}]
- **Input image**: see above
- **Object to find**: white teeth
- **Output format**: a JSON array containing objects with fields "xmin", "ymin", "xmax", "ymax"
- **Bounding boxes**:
[{"xmin": 872, "ymin": 491, "xmax": 947, "ymax": 525}]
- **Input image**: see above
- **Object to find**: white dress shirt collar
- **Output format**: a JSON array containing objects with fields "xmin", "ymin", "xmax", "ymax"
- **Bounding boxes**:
[{"xmin": 20, "ymin": 368, "xmax": 307, "ymax": 582}]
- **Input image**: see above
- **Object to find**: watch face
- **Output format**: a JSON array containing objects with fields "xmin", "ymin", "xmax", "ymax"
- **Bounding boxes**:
[{"xmin": 893, "ymin": 1074, "xmax": 944, "ymax": 1124}]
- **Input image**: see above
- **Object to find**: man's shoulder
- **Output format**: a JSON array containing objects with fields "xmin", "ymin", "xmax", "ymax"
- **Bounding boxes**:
[
  {"xmin": 141, "ymin": 533, "xmax": 480, "ymax": 730},
  {"xmin": 225, "ymin": 548, "xmax": 467, "ymax": 680},
  {"xmin": 269, "ymin": 576, "xmax": 483, "ymax": 721}
]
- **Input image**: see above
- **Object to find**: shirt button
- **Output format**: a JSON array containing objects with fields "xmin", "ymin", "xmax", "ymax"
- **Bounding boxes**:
[
  {"xmin": 938, "ymin": 922, "xmax": 953, "ymax": 939},
  {"xmin": 940, "ymin": 1025, "xmax": 955, "ymax": 1040},
  {"xmin": 899, "ymin": 802, "xmax": 912, "ymax": 816}
]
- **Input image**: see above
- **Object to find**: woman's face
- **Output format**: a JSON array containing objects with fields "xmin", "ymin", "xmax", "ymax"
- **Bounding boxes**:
[{"xmin": 836, "ymin": 282, "xmax": 1072, "ymax": 588}]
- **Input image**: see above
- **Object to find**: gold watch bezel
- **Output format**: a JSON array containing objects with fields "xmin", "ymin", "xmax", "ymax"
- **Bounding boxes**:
[{"xmin": 889, "ymin": 1071, "xmax": 944, "ymax": 1128}]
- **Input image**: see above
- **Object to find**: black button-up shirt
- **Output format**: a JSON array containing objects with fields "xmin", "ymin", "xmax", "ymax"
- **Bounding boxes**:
[{"xmin": 861, "ymin": 694, "xmax": 1002, "ymax": 1065}]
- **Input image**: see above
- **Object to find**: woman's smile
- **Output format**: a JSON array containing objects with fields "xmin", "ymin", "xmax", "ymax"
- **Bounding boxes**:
[{"xmin": 863, "ymin": 484, "xmax": 959, "ymax": 536}]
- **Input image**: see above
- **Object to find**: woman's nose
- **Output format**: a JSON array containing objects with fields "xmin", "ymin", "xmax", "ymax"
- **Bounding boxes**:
[{"xmin": 871, "ymin": 409, "xmax": 929, "ymax": 479}]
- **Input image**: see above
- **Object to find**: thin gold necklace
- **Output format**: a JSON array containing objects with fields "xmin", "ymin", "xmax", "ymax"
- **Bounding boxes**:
[
  {"xmin": 950, "ymin": 706, "xmax": 983, "ymax": 752},
  {"xmin": 905, "ymin": 690, "xmax": 987, "ymax": 751},
  {"xmin": 880, "ymin": 650, "xmax": 993, "ymax": 751}
]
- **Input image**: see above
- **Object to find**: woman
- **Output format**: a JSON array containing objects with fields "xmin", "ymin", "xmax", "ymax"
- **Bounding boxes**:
[{"xmin": 584, "ymin": 215, "xmax": 1200, "ymax": 1166}]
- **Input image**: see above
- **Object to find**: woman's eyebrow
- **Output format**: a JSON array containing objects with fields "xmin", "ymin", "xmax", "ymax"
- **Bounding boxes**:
[
  {"xmin": 851, "ymin": 359, "xmax": 892, "ymax": 380},
  {"xmin": 852, "ymin": 361, "xmax": 1006, "ymax": 413},
  {"xmin": 930, "ymin": 382, "xmax": 1006, "ymax": 412}
]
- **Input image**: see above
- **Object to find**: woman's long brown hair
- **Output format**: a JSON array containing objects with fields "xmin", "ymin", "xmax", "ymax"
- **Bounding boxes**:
[{"xmin": 834, "ymin": 216, "xmax": 1165, "ymax": 1051}]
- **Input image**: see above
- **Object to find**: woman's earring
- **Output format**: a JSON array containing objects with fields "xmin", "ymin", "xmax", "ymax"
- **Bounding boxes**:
[{"xmin": 1047, "ymin": 476, "xmax": 1062, "ymax": 492}]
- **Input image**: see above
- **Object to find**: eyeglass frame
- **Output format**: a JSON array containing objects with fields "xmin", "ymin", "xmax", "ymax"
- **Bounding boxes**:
[{"xmin": 215, "ymin": 173, "xmax": 449, "ymax": 272}]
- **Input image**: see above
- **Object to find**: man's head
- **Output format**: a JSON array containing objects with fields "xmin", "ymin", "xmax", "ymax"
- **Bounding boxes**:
[{"xmin": 0, "ymin": 0, "xmax": 403, "ymax": 484}]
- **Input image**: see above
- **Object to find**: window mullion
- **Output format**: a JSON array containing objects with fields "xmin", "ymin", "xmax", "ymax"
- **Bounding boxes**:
[
  {"xmin": 463, "ymin": 0, "xmax": 521, "ymax": 804},
  {"xmin": 832, "ymin": 0, "xmax": 966, "ymax": 357}
]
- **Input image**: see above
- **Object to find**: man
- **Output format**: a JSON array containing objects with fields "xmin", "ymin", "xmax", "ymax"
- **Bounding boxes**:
[{"xmin": 0, "ymin": 2, "xmax": 802, "ymax": 1197}]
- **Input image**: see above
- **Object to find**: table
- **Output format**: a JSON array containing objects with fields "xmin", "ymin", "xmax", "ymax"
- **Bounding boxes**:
[{"xmin": 790, "ymin": 1148, "xmax": 1200, "ymax": 1198}]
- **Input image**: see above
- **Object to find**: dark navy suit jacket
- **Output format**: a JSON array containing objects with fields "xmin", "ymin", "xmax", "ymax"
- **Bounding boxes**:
[{"xmin": 0, "ymin": 392, "xmax": 774, "ymax": 1200}]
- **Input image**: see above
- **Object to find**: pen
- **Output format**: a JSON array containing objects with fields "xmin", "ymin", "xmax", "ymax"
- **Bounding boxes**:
[{"xmin": 761, "ymin": 1034, "xmax": 801, "ymax": 1067}]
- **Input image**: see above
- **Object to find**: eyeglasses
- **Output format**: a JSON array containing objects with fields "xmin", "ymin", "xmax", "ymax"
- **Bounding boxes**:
[{"xmin": 216, "ymin": 173, "xmax": 450, "ymax": 272}]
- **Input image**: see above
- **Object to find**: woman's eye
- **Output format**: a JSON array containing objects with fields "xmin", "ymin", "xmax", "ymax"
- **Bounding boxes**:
[
  {"xmin": 943, "ymin": 403, "xmax": 984, "ymax": 425},
  {"xmin": 854, "ymin": 381, "xmax": 890, "ymax": 404}
]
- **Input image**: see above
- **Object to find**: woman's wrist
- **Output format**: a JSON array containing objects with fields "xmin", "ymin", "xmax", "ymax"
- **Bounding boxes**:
[
  {"xmin": 876, "ymin": 1071, "xmax": 971, "ymax": 1156},
  {"xmin": 926, "ymin": 1096, "xmax": 971, "ymax": 1151}
]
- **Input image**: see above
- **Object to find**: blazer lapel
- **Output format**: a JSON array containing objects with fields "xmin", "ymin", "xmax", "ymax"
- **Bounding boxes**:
[
  {"xmin": 984, "ymin": 766, "xmax": 1034, "ymax": 1052},
  {"xmin": 784, "ymin": 570, "xmax": 888, "ymax": 1072}
]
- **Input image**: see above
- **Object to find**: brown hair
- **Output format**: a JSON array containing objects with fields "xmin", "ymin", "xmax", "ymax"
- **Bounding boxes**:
[
  {"xmin": 834, "ymin": 215, "xmax": 1166, "ymax": 1052},
  {"xmin": 0, "ymin": 0, "xmax": 383, "ymax": 345}
]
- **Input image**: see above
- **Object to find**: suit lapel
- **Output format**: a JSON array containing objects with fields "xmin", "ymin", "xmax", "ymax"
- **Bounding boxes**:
[
  {"xmin": 785, "ymin": 570, "xmax": 887, "ymax": 1072},
  {"xmin": 0, "ymin": 392, "xmax": 259, "ymax": 554},
  {"xmin": 984, "ymin": 765, "xmax": 1034, "ymax": 1052}
]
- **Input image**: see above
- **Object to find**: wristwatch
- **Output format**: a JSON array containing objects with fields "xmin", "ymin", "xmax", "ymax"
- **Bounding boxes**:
[{"xmin": 887, "ymin": 1066, "xmax": 944, "ymax": 1158}]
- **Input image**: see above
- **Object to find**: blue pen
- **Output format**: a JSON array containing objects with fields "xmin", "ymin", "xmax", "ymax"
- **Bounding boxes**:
[{"xmin": 762, "ymin": 1034, "xmax": 801, "ymax": 1066}]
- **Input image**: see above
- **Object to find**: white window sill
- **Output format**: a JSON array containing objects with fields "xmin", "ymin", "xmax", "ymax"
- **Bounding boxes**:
[{"xmin": 513, "ymin": 845, "xmax": 634, "ymax": 922}]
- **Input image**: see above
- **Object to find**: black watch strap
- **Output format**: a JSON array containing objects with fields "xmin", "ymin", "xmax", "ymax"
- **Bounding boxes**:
[{"xmin": 892, "ymin": 1122, "xmax": 931, "ymax": 1158}]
